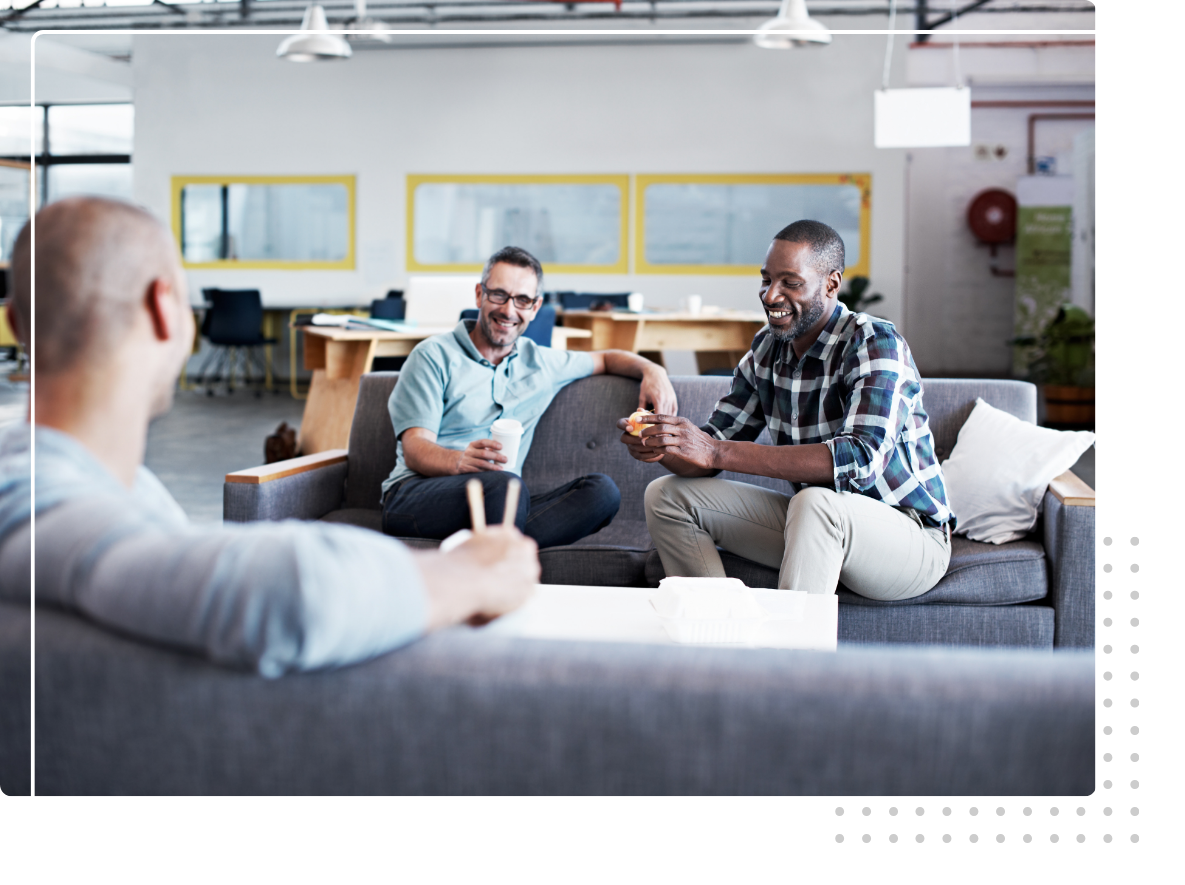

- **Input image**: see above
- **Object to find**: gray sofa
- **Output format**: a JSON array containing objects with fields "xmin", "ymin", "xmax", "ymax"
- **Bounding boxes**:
[
  {"xmin": 7, "ymin": 601, "xmax": 1092, "ymax": 795},
  {"xmin": 227, "ymin": 373, "xmax": 1095, "ymax": 650},
  {"xmin": 1, "ymin": 374, "xmax": 1098, "ymax": 796}
]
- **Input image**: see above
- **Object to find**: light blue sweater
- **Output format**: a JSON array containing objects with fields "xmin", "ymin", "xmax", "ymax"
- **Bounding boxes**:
[{"xmin": 0, "ymin": 423, "xmax": 430, "ymax": 677}]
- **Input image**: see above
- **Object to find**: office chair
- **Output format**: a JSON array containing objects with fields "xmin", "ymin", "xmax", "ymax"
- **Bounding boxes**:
[
  {"xmin": 194, "ymin": 289, "xmax": 278, "ymax": 396},
  {"xmin": 371, "ymin": 291, "xmax": 406, "ymax": 321},
  {"xmin": 459, "ymin": 304, "xmax": 556, "ymax": 347},
  {"xmin": 558, "ymin": 292, "xmax": 631, "ymax": 311}
]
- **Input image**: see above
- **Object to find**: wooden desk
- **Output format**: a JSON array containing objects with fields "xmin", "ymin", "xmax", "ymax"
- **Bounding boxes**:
[
  {"xmin": 559, "ymin": 309, "xmax": 766, "ymax": 373},
  {"xmin": 297, "ymin": 323, "xmax": 593, "ymax": 454}
]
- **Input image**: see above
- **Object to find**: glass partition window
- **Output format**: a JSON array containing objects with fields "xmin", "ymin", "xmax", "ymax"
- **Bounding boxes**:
[
  {"xmin": 46, "ymin": 104, "xmax": 134, "ymax": 155},
  {"xmin": 0, "ymin": 107, "xmax": 44, "ymax": 157},
  {"xmin": 636, "ymin": 174, "xmax": 871, "ymax": 276},
  {"xmin": 0, "ymin": 104, "xmax": 132, "ymax": 208},
  {"xmin": 0, "ymin": 162, "xmax": 33, "ymax": 264},
  {"xmin": 173, "ymin": 176, "xmax": 355, "ymax": 270},
  {"xmin": 408, "ymin": 175, "xmax": 629, "ymax": 273},
  {"xmin": 46, "ymin": 164, "xmax": 133, "ymax": 205}
]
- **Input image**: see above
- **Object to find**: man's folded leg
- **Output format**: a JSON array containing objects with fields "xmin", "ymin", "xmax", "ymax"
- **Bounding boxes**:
[
  {"xmin": 382, "ymin": 472, "xmax": 530, "ymax": 539},
  {"xmin": 779, "ymin": 487, "xmax": 950, "ymax": 599},
  {"xmin": 644, "ymin": 477, "xmax": 950, "ymax": 600},
  {"xmin": 644, "ymin": 474, "xmax": 792, "ymax": 578},
  {"xmin": 523, "ymin": 473, "xmax": 621, "ymax": 549}
]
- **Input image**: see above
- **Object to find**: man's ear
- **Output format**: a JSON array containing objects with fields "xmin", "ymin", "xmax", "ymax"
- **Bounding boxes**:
[
  {"xmin": 5, "ymin": 302, "xmax": 24, "ymax": 349},
  {"xmin": 145, "ymin": 277, "xmax": 177, "ymax": 342},
  {"xmin": 474, "ymin": 283, "xmax": 483, "ymax": 309},
  {"xmin": 828, "ymin": 270, "xmax": 844, "ymax": 298}
]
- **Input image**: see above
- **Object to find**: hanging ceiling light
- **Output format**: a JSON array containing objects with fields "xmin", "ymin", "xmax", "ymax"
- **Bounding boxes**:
[
  {"xmin": 346, "ymin": 0, "xmax": 392, "ymax": 43},
  {"xmin": 754, "ymin": 0, "xmax": 832, "ymax": 48},
  {"xmin": 277, "ymin": 5, "xmax": 353, "ymax": 62}
]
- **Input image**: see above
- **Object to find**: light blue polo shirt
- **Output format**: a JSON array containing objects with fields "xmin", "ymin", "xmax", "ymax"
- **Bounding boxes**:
[{"xmin": 381, "ymin": 320, "xmax": 595, "ymax": 497}]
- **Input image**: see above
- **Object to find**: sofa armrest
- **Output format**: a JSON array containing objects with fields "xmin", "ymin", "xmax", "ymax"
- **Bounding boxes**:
[
  {"xmin": 223, "ymin": 449, "xmax": 349, "ymax": 523},
  {"xmin": 1043, "ymin": 470, "xmax": 1095, "ymax": 648},
  {"xmin": 1049, "ymin": 470, "xmax": 1095, "ymax": 507}
]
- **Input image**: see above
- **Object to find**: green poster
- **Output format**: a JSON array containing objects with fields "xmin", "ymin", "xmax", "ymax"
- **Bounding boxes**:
[{"xmin": 1013, "ymin": 204, "xmax": 1073, "ymax": 375}]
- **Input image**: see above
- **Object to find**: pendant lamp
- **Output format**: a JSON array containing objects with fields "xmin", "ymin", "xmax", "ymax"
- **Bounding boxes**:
[
  {"xmin": 277, "ymin": 5, "xmax": 352, "ymax": 62},
  {"xmin": 754, "ymin": 0, "xmax": 832, "ymax": 48}
]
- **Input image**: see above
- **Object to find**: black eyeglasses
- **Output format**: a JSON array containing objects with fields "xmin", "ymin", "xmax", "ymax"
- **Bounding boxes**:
[{"xmin": 482, "ymin": 285, "xmax": 541, "ymax": 311}]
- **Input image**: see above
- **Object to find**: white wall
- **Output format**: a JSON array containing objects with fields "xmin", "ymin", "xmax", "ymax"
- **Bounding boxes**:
[
  {"xmin": 132, "ymin": 32, "xmax": 1094, "ymax": 378},
  {"xmin": 903, "ymin": 85, "xmax": 1094, "ymax": 376},
  {"xmin": 132, "ymin": 33, "xmax": 908, "ymax": 326}
]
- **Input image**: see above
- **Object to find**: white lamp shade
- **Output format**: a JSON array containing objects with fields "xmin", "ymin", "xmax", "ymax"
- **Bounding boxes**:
[
  {"xmin": 874, "ymin": 87, "xmax": 971, "ymax": 148},
  {"xmin": 754, "ymin": 0, "xmax": 832, "ymax": 48},
  {"xmin": 277, "ymin": 5, "xmax": 353, "ymax": 61}
]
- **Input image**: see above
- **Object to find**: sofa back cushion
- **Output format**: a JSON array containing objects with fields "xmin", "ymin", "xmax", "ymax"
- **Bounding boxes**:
[
  {"xmin": 343, "ymin": 373, "xmax": 402, "ymax": 509},
  {"xmin": 342, "ymin": 372, "xmax": 1037, "ymax": 518},
  {"xmin": 920, "ymin": 379, "xmax": 1036, "ymax": 461}
]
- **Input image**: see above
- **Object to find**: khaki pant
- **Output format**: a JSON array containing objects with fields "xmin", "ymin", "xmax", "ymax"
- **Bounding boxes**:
[{"xmin": 644, "ymin": 476, "xmax": 951, "ymax": 600}]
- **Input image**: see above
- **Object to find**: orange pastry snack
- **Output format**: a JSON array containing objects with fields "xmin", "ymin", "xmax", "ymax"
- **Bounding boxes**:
[{"xmin": 626, "ymin": 409, "xmax": 653, "ymax": 436}]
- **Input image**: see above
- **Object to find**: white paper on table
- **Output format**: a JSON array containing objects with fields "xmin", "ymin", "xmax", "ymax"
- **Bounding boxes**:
[{"xmin": 310, "ymin": 313, "xmax": 353, "ymax": 326}]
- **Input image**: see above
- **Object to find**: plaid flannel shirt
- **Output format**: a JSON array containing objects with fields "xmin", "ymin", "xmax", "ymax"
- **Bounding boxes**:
[{"xmin": 702, "ymin": 303, "xmax": 954, "ymax": 529}]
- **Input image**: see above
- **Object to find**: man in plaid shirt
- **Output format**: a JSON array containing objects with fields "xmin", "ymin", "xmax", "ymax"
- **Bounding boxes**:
[{"xmin": 619, "ymin": 220, "xmax": 953, "ymax": 600}]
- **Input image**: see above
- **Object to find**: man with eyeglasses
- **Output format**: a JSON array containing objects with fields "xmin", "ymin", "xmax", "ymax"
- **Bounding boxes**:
[{"xmin": 381, "ymin": 245, "xmax": 677, "ymax": 547}]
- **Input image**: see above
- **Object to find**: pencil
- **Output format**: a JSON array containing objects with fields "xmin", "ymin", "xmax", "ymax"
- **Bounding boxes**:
[
  {"xmin": 466, "ymin": 478, "xmax": 486, "ymax": 532},
  {"xmin": 503, "ymin": 478, "xmax": 521, "ymax": 527}
]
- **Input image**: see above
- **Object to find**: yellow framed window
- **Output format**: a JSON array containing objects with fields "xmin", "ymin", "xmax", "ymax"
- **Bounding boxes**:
[
  {"xmin": 172, "ymin": 175, "xmax": 356, "ymax": 270},
  {"xmin": 407, "ymin": 174, "xmax": 629, "ymax": 275},
  {"xmin": 635, "ymin": 173, "xmax": 871, "ymax": 277}
]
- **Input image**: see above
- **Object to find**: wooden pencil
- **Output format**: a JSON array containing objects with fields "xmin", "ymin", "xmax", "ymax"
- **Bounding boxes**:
[
  {"xmin": 503, "ymin": 478, "xmax": 521, "ymax": 527},
  {"xmin": 466, "ymin": 478, "xmax": 486, "ymax": 532}
]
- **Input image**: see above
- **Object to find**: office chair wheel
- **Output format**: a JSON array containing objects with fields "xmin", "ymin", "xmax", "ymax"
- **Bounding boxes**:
[{"xmin": 206, "ymin": 388, "xmax": 214, "ymax": 397}]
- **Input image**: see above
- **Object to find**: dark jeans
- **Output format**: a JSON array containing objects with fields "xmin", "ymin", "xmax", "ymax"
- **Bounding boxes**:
[{"xmin": 382, "ymin": 471, "xmax": 621, "ymax": 549}]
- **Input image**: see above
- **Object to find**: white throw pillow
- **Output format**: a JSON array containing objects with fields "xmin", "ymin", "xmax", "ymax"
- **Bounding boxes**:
[{"xmin": 942, "ymin": 397, "xmax": 1095, "ymax": 545}]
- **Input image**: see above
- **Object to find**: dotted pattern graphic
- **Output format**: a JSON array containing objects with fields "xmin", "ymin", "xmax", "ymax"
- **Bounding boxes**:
[
  {"xmin": 829, "ymin": 800, "xmax": 1142, "ymax": 843},
  {"xmin": 831, "ymin": 535, "xmax": 1143, "ymax": 847}
]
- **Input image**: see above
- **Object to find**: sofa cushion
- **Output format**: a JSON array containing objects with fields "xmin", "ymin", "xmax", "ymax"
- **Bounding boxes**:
[
  {"xmin": 538, "ymin": 519, "xmax": 651, "ymax": 587},
  {"xmin": 321, "ymin": 509, "xmax": 652, "ymax": 586},
  {"xmin": 645, "ymin": 535, "xmax": 1048, "ymax": 606},
  {"xmin": 342, "ymin": 374, "xmax": 402, "ymax": 510},
  {"xmin": 321, "ymin": 507, "xmax": 383, "ymax": 532},
  {"xmin": 919, "ymin": 378, "xmax": 1036, "ymax": 462}
]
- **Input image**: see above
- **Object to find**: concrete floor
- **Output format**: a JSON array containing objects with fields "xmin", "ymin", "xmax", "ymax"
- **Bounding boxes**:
[{"xmin": 145, "ymin": 387, "xmax": 305, "ymax": 523}]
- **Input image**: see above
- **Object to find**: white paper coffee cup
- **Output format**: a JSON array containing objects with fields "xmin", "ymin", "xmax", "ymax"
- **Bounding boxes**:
[
  {"xmin": 684, "ymin": 294, "xmax": 703, "ymax": 316},
  {"xmin": 627, "ymin": 292, "xmax": 644, "ymax": 312},
  {"xmin": 489, "ymin": 418, "xmax": 524, "ymax": 473}
]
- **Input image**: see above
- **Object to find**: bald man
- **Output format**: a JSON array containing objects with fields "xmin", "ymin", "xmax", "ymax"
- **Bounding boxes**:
[{"xmin": 0, "ymin": 197, "xmax": 539, "ymax": 676}]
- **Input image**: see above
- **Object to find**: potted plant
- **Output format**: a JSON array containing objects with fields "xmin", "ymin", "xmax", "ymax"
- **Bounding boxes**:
[
  {"xmin": 838, "ymin": 276, "xmax": 884, "ymax": 315},
  {"xmin": 1020, "ymin": 304, "xmax": 1095, "ymax": 427}
]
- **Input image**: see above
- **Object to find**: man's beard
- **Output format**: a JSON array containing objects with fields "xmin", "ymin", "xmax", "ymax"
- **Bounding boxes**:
[
  {"xmin": 479, "ymin": 310, "xmax": 524, "ymax": 348},
  {"xmin": 768, "ymin": 286, "xmax": 827, "ymax": 342}
]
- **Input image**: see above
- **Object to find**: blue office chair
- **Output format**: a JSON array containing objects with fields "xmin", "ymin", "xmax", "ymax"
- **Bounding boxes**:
[
  {"xmin": 371, "ymin": 291, "xmax": 406, "ymax": 321},
  {"xmin": 460, "ymin": 304, "xmax": 555, "ymax": 347},
  {"xmin": 558, "ymin": 292, "xmax": 631, "ymax": 311},
  {"xmin": 195, "ymin": 289, "xmax": 278, "ymax": 396}
]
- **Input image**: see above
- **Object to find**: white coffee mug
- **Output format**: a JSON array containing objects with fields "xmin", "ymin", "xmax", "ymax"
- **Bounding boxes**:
[
  {"xmin": 627, "ymin": 292, "xmax": 644, "ymax": 312},
  {"xmin": 684, "ymin": 294, "xmax": 703, "ymax": 316},
  {"xmin": 489, "ymin": 418, "xmax": 524, "ymax": 473}
]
